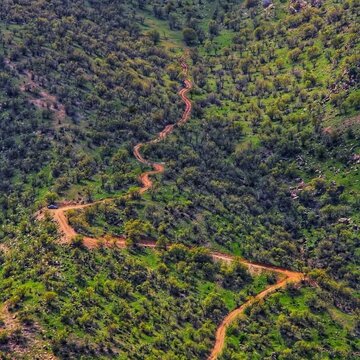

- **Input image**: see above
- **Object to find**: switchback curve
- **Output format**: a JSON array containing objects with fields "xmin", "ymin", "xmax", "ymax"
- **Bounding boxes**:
[
  {"xmin": 133, "ymin": 56, "xmax": 192, "ymax": 193},
  {"xmin": 40, "ymin": 52, "xmax": 304, "ymax": 360}
]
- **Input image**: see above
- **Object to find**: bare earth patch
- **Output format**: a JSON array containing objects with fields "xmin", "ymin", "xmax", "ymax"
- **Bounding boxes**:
[
  {"xmin": 0, "ymin": 303, "xmax": 56, "ymax": 359},
  {"xmin": 5, "ymin": 59, "xmax": 67, "ymax": 128}
]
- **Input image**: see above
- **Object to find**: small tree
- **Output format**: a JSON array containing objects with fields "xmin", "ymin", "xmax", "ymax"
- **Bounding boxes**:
[
  {"xmin": 148, "ymin": 29, "xmax": 160, "ymax": 45},
  {"xmin": 71, "ymin": 235, "xmax": 84, "ymax": 248},
  {"xmin": 183, "ymin": 28, "xmax": 197, "ymax": 46},
  {"xmin": 156, "ymin": 235, "xmax": 168, "ymax": 251},
  {"xmin": 43, "ymin": 291, "xmax": 58, "ymax": 307},
  {"xmin": 245, "ymin": 0, "xmax": 258, "ymax": 8},
  {"xmin": 124, "ymin": 219, "xmax": 153, "ymax": 247},
  {"xmin": 0, "ymin": 330, "xmax": 9, "ymax": 345},
  {"xmin": 45, "ymin": 191, "xmax": 58, "ymax": 205},
  {"xmin": 208, "ymin": 20, "xmax": 219, "ymax": 37}
]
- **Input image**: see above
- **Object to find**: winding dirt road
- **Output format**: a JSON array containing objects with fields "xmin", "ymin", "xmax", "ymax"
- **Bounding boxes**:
[
  {"xmin": 133, "ymin": 56, "xmax": 192, "ymax": 193},
  {"xmin": 209, "ymin": 254, "xmax": 303, "ymax": 360},
  {"xmin": 41, "ymin": 53, "xmax": 304, "ymax": 359}
]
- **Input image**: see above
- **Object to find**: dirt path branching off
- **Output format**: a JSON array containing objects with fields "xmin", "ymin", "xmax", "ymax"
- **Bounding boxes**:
[
  {"xmin": 209, "ymin": 255, "xmax": 303, "ymax": 360},
  {"xmin": 38, "ymin": 52, "xmax": 305, "ymax": 359}
]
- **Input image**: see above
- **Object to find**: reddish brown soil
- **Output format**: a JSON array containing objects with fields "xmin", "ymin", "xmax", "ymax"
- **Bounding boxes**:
[
  {"xmin": 208, "ymin": 255, "xmax": 303, "ymax": 360},
  {"xmin": 342, "ymin": 114, "xmax": 360, "ymax": 129},
  {"xmin": 323, "ymin": 114, "xmax": 360, "ymax": 135},
  {"xmin": 0, "ymin": 303, "xmax": 56, "ymax": 359},
  {"xmin": 133, "ymin": 57, "xmax": 192, "ymax": 192},
  {"xmin": 0, "ymin": 243, "xmax": 9, "ymax": 254},
  {"xmin": 39, "ymin": 53, "xmax": 304, "ymax": 359},
  {"xmin": 5, "ymin": 59, "xmax": 66, "ymax": 124},
  {"xmin": 47, "ymin": 202, "xmax": 303, "ymax": 360}
]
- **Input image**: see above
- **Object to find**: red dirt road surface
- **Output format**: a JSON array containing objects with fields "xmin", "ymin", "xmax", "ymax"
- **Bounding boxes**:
[
  {"xmin": 41, "ymin": 53, "xmax": 304, "ymax": 360},
  {"xmin": 208, "ymin": 254, "xmax": 303, "ymax": 360},
  {"xmin": 133, "ymin": 56, "xmax": 192, "ymax": 192},
  {"xmin": 48, "ymin": 202, "xmax": 304, "ymax": 360}
]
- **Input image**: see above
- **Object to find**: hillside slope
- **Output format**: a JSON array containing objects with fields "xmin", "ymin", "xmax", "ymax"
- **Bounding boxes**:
[{"xmin": 0, "ymin": 0, "xmax": 359, "ymax": 359}]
